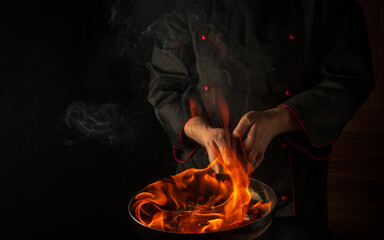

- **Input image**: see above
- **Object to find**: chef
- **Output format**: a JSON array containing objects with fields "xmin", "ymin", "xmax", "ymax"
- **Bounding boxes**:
[{"xmin": 147, "ymin": 0, "xmax": 374, "ymax": 238}]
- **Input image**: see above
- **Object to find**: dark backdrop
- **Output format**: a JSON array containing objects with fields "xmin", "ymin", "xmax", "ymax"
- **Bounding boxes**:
[
  {"xmin": 1, "ymin": 0, "xmax": 383, "ymax": 240},
  {"xmin": 1, "ymin": 0, "xmax": 175, "ymax": 239}
]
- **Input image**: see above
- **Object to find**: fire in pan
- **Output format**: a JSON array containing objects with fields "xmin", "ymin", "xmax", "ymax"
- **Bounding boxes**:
[{"xmin": 128, "ymin": 165, "xmax": 276, "ymax": 239}]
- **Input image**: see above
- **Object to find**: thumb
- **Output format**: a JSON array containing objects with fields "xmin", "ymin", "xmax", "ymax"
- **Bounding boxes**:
[{"xmin": 233, "ymin": 115, "xmax": 254, "ymax": 138}]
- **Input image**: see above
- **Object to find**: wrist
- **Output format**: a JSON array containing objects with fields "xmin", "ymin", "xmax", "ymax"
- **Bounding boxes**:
[
  {"xmin": 184, "ymin": 116, "xmax": 213, "ymax": 146},
  {"xmin": 265, "ymin": 107, "xmax": 301, "ymax": 135}
]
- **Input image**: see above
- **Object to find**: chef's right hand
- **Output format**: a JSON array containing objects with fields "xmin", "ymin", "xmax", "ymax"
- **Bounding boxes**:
[
  {"xmin": 183, "ymin": 116, "xmax": 228, "ymax": 173},
  {"xmin": 203, "ymin": 128, "xmax": 229, "ymax": 173}
]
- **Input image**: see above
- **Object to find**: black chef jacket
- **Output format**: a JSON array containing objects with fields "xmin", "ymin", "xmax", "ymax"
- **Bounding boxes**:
[{"xmin": 147, "ymin": 0, "xmax": 374, "ymax": 218}]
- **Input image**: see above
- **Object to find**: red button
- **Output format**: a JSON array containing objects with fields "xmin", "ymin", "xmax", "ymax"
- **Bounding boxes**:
[
  {"xmin": 201, "ymin": 34, "xmax": 206, "ymax": 40},
  {"xmin": 204, "ymin": 85, "xmax": 209, "ymax": 91},
  {"xmin": 280, "ymin": 142, "xmax": 286, "ymax": 149},
  {"xmin": 289, "ymin": 34, "xmax": 296, "ymax": 40},
  {"xmin": 285, "ymin": 90, "xmax": 291, "ymax": 96},
  {"xmin": 281, "ymin": 196, "xmax": 288, "ymax": 201}
]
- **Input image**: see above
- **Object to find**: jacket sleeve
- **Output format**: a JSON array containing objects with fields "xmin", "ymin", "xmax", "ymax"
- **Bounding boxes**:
[
  {"xmin": 280, "ymin": 0, "xmax": 375, "ymax": 159},
  {"xmin": 147, "ymin": 11, "xmax": 201, "ymax": 161}
]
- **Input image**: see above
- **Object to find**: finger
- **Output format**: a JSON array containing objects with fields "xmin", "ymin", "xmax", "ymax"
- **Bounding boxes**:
[
  {"xmin": 207, "ymin": 142, "xmax": 222, "ymax": 173},
  {"xmin": 214, "ymin": 135, "xmax": 231, "ymax": 166},
  {"xmin": 215, "ymin": 134, "xmax": 227, "ymax": 153},
  {"xmin": 207, "ymin": 148, "xmax": 220, "ymax": 173},
  {"xmin": 233, "ymin": 114, "xmax": 255, "ymax": 138},
  {"xmin": 243, "ymin": 123, "xmax": 257, "ymax": 152},
  {"xmin": 209, "ymin": 154, "xmax": 221, "ymax": 173},
  {"xmin": 207, "ymin": 140, "xmax": 220, "ymax": 157},
  {"xmin": 254, "ymin": 154, "xmax": 264, "ymax": 169},
  {"xmin": 248, "ymin": 149, "xmax": 257, "ymax": 166}
]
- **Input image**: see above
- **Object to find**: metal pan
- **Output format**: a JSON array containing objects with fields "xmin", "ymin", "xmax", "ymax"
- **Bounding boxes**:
[{"xmin": 128, "ymin": 175, "xmax": 277, "ymax": 240}]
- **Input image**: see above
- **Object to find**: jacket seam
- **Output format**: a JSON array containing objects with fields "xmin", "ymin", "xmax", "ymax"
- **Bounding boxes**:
[{"xmin": 279, "ymin": 104, "xmax": 335, "ymax": 147}]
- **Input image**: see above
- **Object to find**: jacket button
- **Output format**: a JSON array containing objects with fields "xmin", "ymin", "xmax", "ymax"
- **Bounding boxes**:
[
  {"xmin": 285, "ymin": 90, "xmax": 291, "ymax": 96},
  {"xmin": 280, "ymin": 142, "xmax": 286, "ymax": 149},
  {"xmin": 281, "ymin": 196, "xmax": 288, "ymax": 201},
  {"xmin": 289, "ymin": 34, "xmax": 296, "ymax": 40},
  {"xmin": 205, "ymin": 85, "xmax": 209, "ymax": 91}
]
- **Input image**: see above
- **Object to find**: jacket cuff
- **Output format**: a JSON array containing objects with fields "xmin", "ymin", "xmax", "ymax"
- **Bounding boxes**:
[
  {"xmin": 178, "ymin": 114, "xmax": 200, "ymax": 149},
  {"xmin": 173, "ymin": 145, "xmax": 200, "ymax": 163},
  {"xmin": 279, "ymin": 104, "xmax": 334, "ymax": 160},
  {"xmin": 173, "ymin": 115, "xmax": 201, "ymax": 163}
]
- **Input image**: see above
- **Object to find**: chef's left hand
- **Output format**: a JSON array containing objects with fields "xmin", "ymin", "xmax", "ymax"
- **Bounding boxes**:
[{"xmin": 232, "ymin": 107, "xmax": 301, "ymax": 168}]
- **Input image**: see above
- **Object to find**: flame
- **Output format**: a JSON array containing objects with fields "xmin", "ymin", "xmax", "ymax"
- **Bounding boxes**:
[
  {"xmin": 189, "ymin": 98, "xmax": 201, "ymax": 116},
  {"xmin": 131, "ymin": 96, "xmax": 272, "ymax": 233}
]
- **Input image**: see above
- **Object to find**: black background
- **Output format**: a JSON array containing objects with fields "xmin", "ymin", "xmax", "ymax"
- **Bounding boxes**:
[
  {"xmin": 2, "ymin": 1, "xmax": 383, "ymax": 240},
  {"xmin": 1, "ymin": 0, "xmax": 175, "ymax": 239}
]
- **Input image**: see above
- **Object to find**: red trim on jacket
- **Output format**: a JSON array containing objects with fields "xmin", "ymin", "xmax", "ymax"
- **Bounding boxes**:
[
  {"xmin": 173, "ymin": 115, "xmax": 200, "ymax": 163},
  {"xmin": 284, "ymin": 134, "xmax": 333, "ymax": 160},
  {"xmin": 179, "ymin": 115, "xmax": 200, "ymax": 148},
  {"xmin": 173, "ymin": 146, "xmax": 200, "ymax": 163},
  {"xmin": 279, "ymin": 104, "xmax": 335, "ymax": 147}
]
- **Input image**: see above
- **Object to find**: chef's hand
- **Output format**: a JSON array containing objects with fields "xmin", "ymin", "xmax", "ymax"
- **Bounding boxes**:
[
  {"xmin": 233, "ymin": 107, "xmax": 301, "ymax": 168},
  {"xmin": 183, "ymin": 116, "xmax": 229, "ymax": 173}
]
